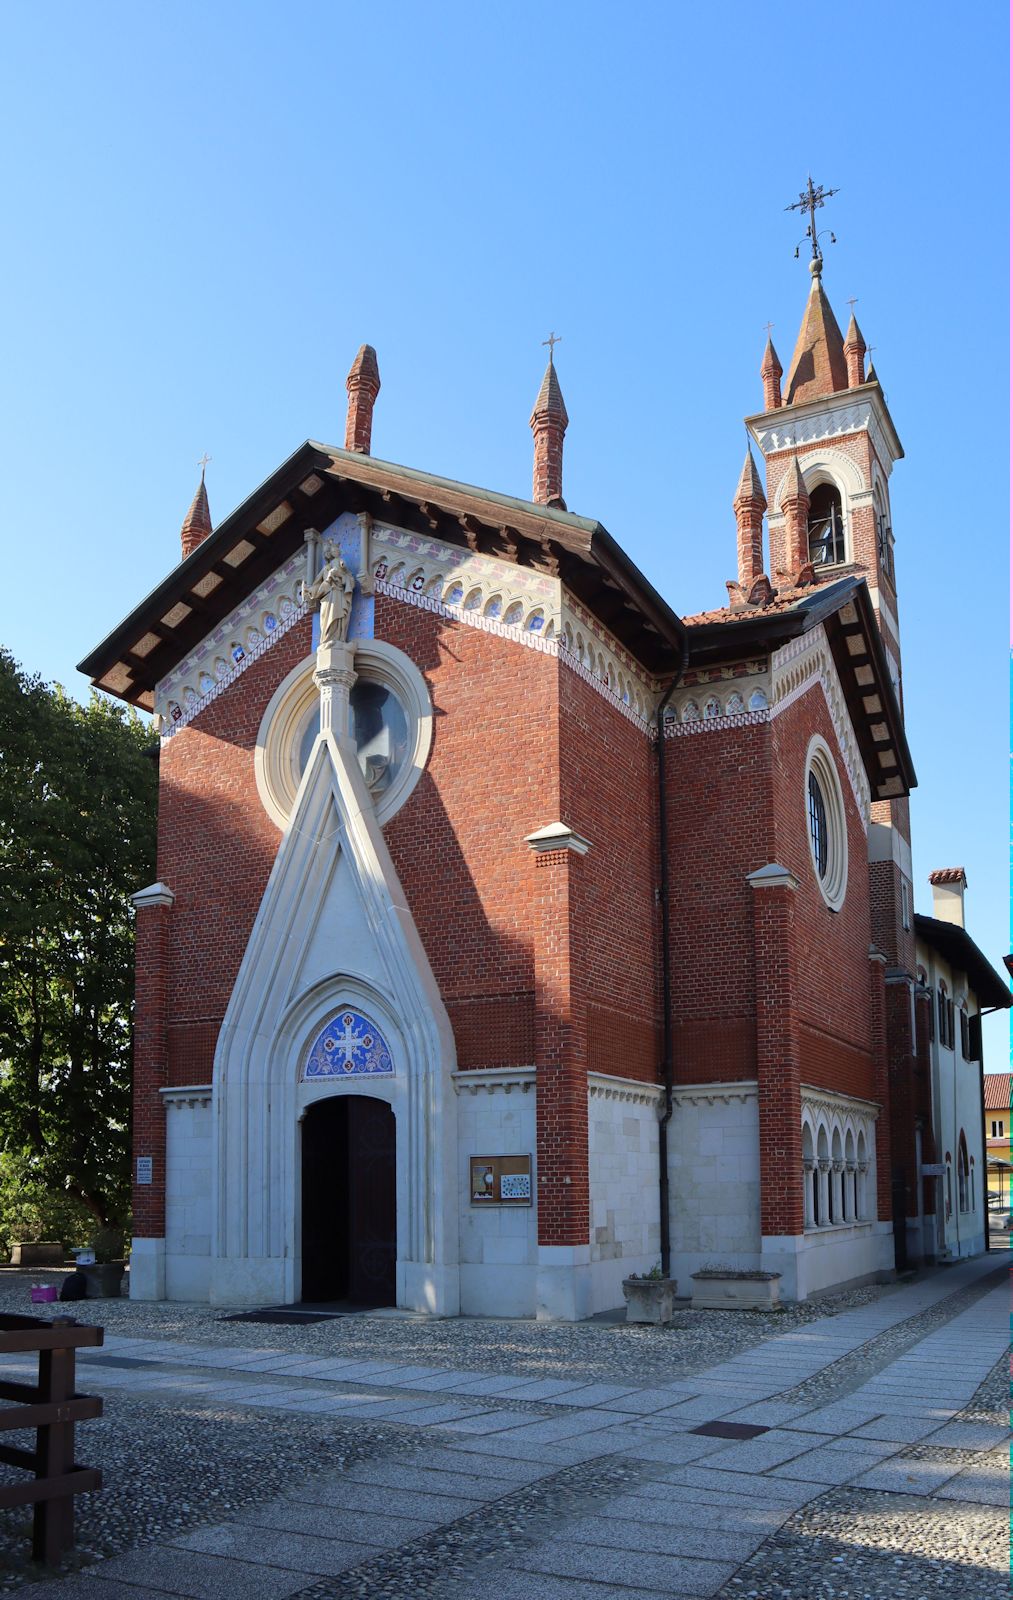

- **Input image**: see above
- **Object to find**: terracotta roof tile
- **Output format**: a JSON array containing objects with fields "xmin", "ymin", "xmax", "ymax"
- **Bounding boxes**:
[
  {"xmin": 984, "ymin": 1074, "xmax": 1011, "ymax": 1111},
  {"xmin": 929, "ymin": 868, "xmax": 967, "ymax": 885}
]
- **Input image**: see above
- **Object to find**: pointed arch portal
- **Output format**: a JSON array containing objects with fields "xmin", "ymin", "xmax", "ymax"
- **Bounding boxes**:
[{"xmin": 301, "ymin": 1094, "xmax": 397, "ymax": 1305}]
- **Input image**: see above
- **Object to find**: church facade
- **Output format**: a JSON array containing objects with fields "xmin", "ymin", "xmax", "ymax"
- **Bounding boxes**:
[{"xmin": 84, "ymin": 253, "xmax": 943, "ymax": 1318}]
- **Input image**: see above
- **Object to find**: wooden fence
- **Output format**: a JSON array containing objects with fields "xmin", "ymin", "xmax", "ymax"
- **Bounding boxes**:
[{"xmin": 0, "ymin": 1313, "xmax": 104, "ymax": 1564}]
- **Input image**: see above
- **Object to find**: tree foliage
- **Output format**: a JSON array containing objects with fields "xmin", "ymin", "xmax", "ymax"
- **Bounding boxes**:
[{"xmin": 0, "ymin": 650, "xmax": 157, "ymax": 1230}]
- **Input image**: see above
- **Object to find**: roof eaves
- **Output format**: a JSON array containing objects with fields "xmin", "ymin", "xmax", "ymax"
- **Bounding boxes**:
[{"xmin": 914, "ymin": 913, "xmax": 1012, "ymax": 1011}]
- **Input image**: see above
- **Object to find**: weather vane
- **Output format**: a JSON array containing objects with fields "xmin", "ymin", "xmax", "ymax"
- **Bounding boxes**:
[{"xmin": 786, "ymin": 176, "xmax": 839, "ymax": 262}]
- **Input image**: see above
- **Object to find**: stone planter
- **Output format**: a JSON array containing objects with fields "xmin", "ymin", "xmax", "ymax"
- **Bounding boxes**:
[
  {"xmin": 80, "ymin": 1261, "xmax": 127, "ymax": 1299},
  {"xmin": 690, "ymin": 1270, "xmax": 781, "ymax": 1310},
  {"xmin": 622, "ymin": 1277, "xmax": 677, "ymax": 1325},
  {"xmin": 9, "ymin": 1242, "xmax": 64, "ymax": 1268}
]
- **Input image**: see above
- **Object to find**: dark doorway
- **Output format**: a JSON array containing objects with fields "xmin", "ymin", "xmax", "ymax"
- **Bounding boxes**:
[{"xmin": 301, "ymin": 1095, "xmax": 397, "ymax": 1306}]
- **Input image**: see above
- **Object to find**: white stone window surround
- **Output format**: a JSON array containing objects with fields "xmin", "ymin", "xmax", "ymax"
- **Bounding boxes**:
[
  {"xmin": 254, "ymin": 639, "xmax": 434, "ymax": 831},
  {"xmin": 805, "ymin": 733, "xmax": 849, "ymax": 911},
  {"xmin": 801, "ymin": 1088, "xmax": 878, "ymax": 1234},
  {"xmin": 768, "ymin": 448, "xmax": 871, "ymax": 572}
]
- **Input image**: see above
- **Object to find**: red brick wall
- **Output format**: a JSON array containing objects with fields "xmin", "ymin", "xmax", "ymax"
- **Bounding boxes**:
[
  {"xmin": 664, "ymin": 720, "xmax": 774, "ymax": 1083},
  {"xmin": 559, "ymin": 670, "xmax": 659, "ymax": 1085},
  {"xmin": 378, "ymin": 598, "xmax": 555, "ymax": 1064},
  {"xmin": 131, "ymin": 903, "xmax": 171, "ymax": 1235},
  {"xmin": 770, "ymin": 688, "xmax": 877, "ymax": 1102},
  {"xmin": 157, "ymin": 616, "xmax": 313, "ymax": 1080}
]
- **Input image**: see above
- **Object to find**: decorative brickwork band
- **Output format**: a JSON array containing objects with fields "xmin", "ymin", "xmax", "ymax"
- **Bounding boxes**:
[
  {"xmin": 748, "ymin": 864, "xmax": 803, "ymax": 1236},
  {"xmin": 532, "ymin": 844, "xmax": 590, "ymax": 1248}
]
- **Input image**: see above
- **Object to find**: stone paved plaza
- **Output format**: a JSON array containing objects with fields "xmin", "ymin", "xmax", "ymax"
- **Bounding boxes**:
[{"xmin": 0, "ymin": 1255, "xmax": 1007, "ymax": 1598}]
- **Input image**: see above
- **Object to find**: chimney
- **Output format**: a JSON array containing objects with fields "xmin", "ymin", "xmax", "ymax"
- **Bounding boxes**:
[
  {"xmin": 345, "ymin": 344, "xmax": 381, "ymax": 454},
  {"xmin": 529, "ymin": 356, "xmax": 568, "ymax": 509},
  {"xmin": 761, "ymin": 337, "xmax": 783, "ymax": 411},
  {"xmin": 180, "ymin": 470, "xmax": 212, "ymax": 560},
  {"xmin": 844, "ymin": 312, "xmax": 867, "ymax": 388},
  {"xmin": 929, "ymin": 868, "xmax": 967, "ymax": 928},
  {"xmin": 781, "ymin": 456, "xmax": 811, "ymax": 573},
  {"xmin": 733, "ymin": 448, "xmax": 766, "ymax": 588}
]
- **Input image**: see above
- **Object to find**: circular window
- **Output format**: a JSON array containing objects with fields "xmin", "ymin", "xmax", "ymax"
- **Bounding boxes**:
[
  {"xmin": 804, "ymin": 735, "xmax": 848, "ymax": 911},
  {"xmin": 255, "ymin": 640, "xmax": 433, "ymax": 830}
]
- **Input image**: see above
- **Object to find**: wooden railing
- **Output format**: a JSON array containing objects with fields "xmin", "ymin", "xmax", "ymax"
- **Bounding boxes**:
[{"xmin": 0, "ymin": 1313, "xmax": 104, "ymax": 1564}]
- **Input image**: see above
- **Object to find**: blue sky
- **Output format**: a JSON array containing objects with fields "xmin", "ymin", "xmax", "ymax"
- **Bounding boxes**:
[{"xmin": 0, "ymin": 2, "xmax": 1008, "ymax": 1053}]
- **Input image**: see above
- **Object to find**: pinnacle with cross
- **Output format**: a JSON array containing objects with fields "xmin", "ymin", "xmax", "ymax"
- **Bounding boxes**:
[
  {"xmin": 786, "ymin": 176, "xmax": 839, "ymax": 261},
  {"xmin": 542, "ymin": 331, "xmax": 562, "ymax": 364},
  {"xmin": 197, "ymin": 452, "xmax": 211, "ymax": 481}
]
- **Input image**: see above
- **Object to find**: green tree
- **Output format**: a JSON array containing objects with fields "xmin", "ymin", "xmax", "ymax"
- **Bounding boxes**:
[{"xmin": 0, "ymin": 649, "xmax": 157, "ymax": 1231}]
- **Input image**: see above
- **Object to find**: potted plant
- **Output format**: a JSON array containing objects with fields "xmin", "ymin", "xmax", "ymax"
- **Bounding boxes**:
[
  {"xmin": 79, "ymin": 1226, "xmax": 127, "ymax": 1298},
  {"xmin": 621, "ymin": 1262, "xmax": 677, "ymax": 1325}
]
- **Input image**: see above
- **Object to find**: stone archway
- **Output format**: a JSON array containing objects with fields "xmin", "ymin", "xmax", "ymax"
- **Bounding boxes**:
[{"xmin": 301, "ymin": 1095, "xmax": 397, "ymax": 1305}]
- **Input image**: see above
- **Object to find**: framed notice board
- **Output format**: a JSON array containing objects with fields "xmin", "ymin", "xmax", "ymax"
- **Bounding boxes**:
[{"xmin": 470, "ymin": 1155, "xmax": 532, "ymax": 1205}]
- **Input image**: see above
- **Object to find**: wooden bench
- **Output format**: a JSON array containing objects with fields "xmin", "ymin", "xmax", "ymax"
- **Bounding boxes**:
[{"xmin": 0, "ymin": 1313, "xmax": 104, "ymax": 1564}]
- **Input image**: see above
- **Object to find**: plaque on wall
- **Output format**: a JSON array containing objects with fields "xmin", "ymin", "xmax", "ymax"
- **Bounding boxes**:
[{"xmin": 470, "ymin": 1155, "xmax": 532, "ymax": 1205}]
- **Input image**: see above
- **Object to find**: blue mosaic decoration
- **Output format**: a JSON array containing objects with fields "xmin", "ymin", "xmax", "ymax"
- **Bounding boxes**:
[
  {"xmin": 309, "ymin": 514, "xmax": 375, "ymax": 648},
  {"xmin": 304, "ymin": 1009, "xmax": 394, "ymax": 1079}
]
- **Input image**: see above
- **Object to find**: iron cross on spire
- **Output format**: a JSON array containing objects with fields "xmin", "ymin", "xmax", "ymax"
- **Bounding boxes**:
[
  {"xmin": 542, "ymin": 331, "xmax": 562, "ymax": 363},
  {"xmin": 786, "ymin": 176, "xmax": 840, "ymax": 260},
  {"xmin": 197, "ymin": 452, "xmax": 211, "ymax": 479}
]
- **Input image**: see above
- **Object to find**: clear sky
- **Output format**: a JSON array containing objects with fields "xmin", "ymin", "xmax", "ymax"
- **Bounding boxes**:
[{"xmin": 0, "ymin": 2, "xmax": 1009, "ymax": 1054}]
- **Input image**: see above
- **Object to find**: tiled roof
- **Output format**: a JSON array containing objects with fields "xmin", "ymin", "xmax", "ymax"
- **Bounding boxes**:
[
  {"xmin": 983, "ymin": 1074, "xmax": 1011, "ymax": 1111},
  {"xmin": 929, "ymin": 868, "xmax": 966, "ymax": 885},
  {"xmin": 682, "ymin": 584, "xmax": 817, "ymax": 628}
]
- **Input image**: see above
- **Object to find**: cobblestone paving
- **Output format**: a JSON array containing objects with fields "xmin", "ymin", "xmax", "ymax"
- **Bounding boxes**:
[
  {"xmin": 771, "ymin": 1261, "xmax": 1008, "ymax": 1408},
  {"xmin": 0, "ymin": 1272, "xmax": 883, "ymax": 1384},
  {"xmin": 288, "ymin": 1454, "xmax": 652, "ymax": 1600},
  {"xmin": 711, "ymin": 1486, "xmax": 1007, "ymax": 1599},
  {"xmin": 0, "ymin": 1257, "xmax": 1007, "ymax": 1597},
  {"xmin": 0, "ymin": 1398, "xmax": 414, "ymax": 1593}
]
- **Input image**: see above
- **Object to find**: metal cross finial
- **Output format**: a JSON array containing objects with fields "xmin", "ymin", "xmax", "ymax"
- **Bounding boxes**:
[
  {"xmin": 785, "ymin": 175, "xmax": 840, "ymax": 260},
  {"xmin": 197, "ymin": 452, "xmax": 211, "ymax": 480},
  {"xmin": 764, "ymin": 321, "xmax": 774, "ymax": 338},
  {"xmin": 542, "ymin": 331, "xmax": 562, "ymax": 363},
  {"xmin": 846, "ymin": 297, "xmax": 859, "ymax": 313}
]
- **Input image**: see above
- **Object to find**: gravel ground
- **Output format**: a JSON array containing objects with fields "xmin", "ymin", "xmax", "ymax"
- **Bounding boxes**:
[
  {"xmin": 712, "ymin": 1349, "xmax": 1012, "ymax": 1600},
  {"xmin": 712, "ymin": 1486, "xmax": 1008, "ymax": 1599},
  {"xmin": 0, "ymin": 1269, "xmax": 883, "ymax": 1384},
  {"xmin": 0, "ymin": 1393, "xmax": 409, "ymax": 1592}
]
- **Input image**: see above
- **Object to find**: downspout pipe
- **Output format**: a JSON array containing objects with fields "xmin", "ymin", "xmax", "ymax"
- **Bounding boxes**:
[{"xmin": 656, "ymin": 633, "xmax": 690, "ymax": 1279}]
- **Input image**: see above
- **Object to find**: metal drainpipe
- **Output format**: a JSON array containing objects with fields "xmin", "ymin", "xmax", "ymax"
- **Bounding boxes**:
[{"xmin": 656, "ymin": 635, "xmax": 689, "ymax": 1279}]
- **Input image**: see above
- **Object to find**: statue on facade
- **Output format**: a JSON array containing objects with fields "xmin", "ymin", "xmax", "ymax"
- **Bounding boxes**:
[{"xmin": 301, "ymin": 543, "xmax": 356, "ymax": 645}]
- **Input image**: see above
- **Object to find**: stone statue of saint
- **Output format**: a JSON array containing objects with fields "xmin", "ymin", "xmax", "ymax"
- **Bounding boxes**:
[{"xmin": 301, "ymin": 543, "xmax": 356, "ymax": 645}]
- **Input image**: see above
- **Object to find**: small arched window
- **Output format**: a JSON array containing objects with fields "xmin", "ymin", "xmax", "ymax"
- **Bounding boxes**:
[
  {"xmin": 957, "ymin": 1133, "xmax": 970, "ymax": 1213},
  {"xmin": 808, "ymin": 482, "xmax": 846, "ymax": 567}
]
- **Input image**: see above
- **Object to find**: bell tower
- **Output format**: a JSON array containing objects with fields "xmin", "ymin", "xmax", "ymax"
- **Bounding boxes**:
[{"xmin": 741, "ymin": 179, "xmax": 919, "ymax": 1261}]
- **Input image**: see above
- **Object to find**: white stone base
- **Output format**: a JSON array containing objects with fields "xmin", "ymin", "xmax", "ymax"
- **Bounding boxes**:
[
  {"xmin": 536, "ymin": 1245, "xmax": 592, "ymax": 1322},
  {"xmin": 762, "ymin": 1221, "xmax": 895, "ymax": 1301},
  {"xmin": 398, "ymin": 1260, "xmax": 460, "ymax": 1317},
  {"xmin": 129, "ymin": 1237, "xmax": 166, "ymax": 1300}
]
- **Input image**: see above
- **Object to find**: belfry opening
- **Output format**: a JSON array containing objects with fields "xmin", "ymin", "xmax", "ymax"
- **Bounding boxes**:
[{"xmin": 300, "ymin": 1095, "xmax": 397, "ymax": 1307}]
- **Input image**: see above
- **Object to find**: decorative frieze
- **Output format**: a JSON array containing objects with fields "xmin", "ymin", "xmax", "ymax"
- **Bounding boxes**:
[
  {"xmin": 588, "ymin": 1072, "xmax": 664, "ymax": 1107},
  {"xmin": 157, "ymin": 551, "xmax": 308, "ymax": 737},
  {"xmin": 453, "ymin": 1068, "xmax": 536, "ymax": 1096}
]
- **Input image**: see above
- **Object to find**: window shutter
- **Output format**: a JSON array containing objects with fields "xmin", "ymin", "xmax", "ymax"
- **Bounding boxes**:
[
  {"xmin": 968, "ymin": 1013, "xmax": 982, "ymax": 1062},
  {"xmin": 959, "ymin": 1010, "xmax": 969, "ymax": 1060}
]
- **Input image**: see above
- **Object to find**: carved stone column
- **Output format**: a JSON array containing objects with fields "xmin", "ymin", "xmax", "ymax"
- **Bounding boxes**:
[{"xmin": 314, "ymin": 642, "xmax": 357, "ymax": 740}]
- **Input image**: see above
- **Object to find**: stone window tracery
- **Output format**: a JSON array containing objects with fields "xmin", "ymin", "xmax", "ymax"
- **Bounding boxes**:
[{"xmin": 803, "ymin": 1106, "xmax": 873, "ymax": 1231}]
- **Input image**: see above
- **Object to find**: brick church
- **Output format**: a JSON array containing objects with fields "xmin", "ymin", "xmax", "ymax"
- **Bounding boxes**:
[{"xmin": 83, "ymin": 234, "xmax": 936, "ymax": 1319}]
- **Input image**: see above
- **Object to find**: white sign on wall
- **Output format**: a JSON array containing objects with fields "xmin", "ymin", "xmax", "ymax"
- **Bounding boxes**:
[{"xmin": 136, "ymin": 1157, "xmax": 153, "ymax": 1185}]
